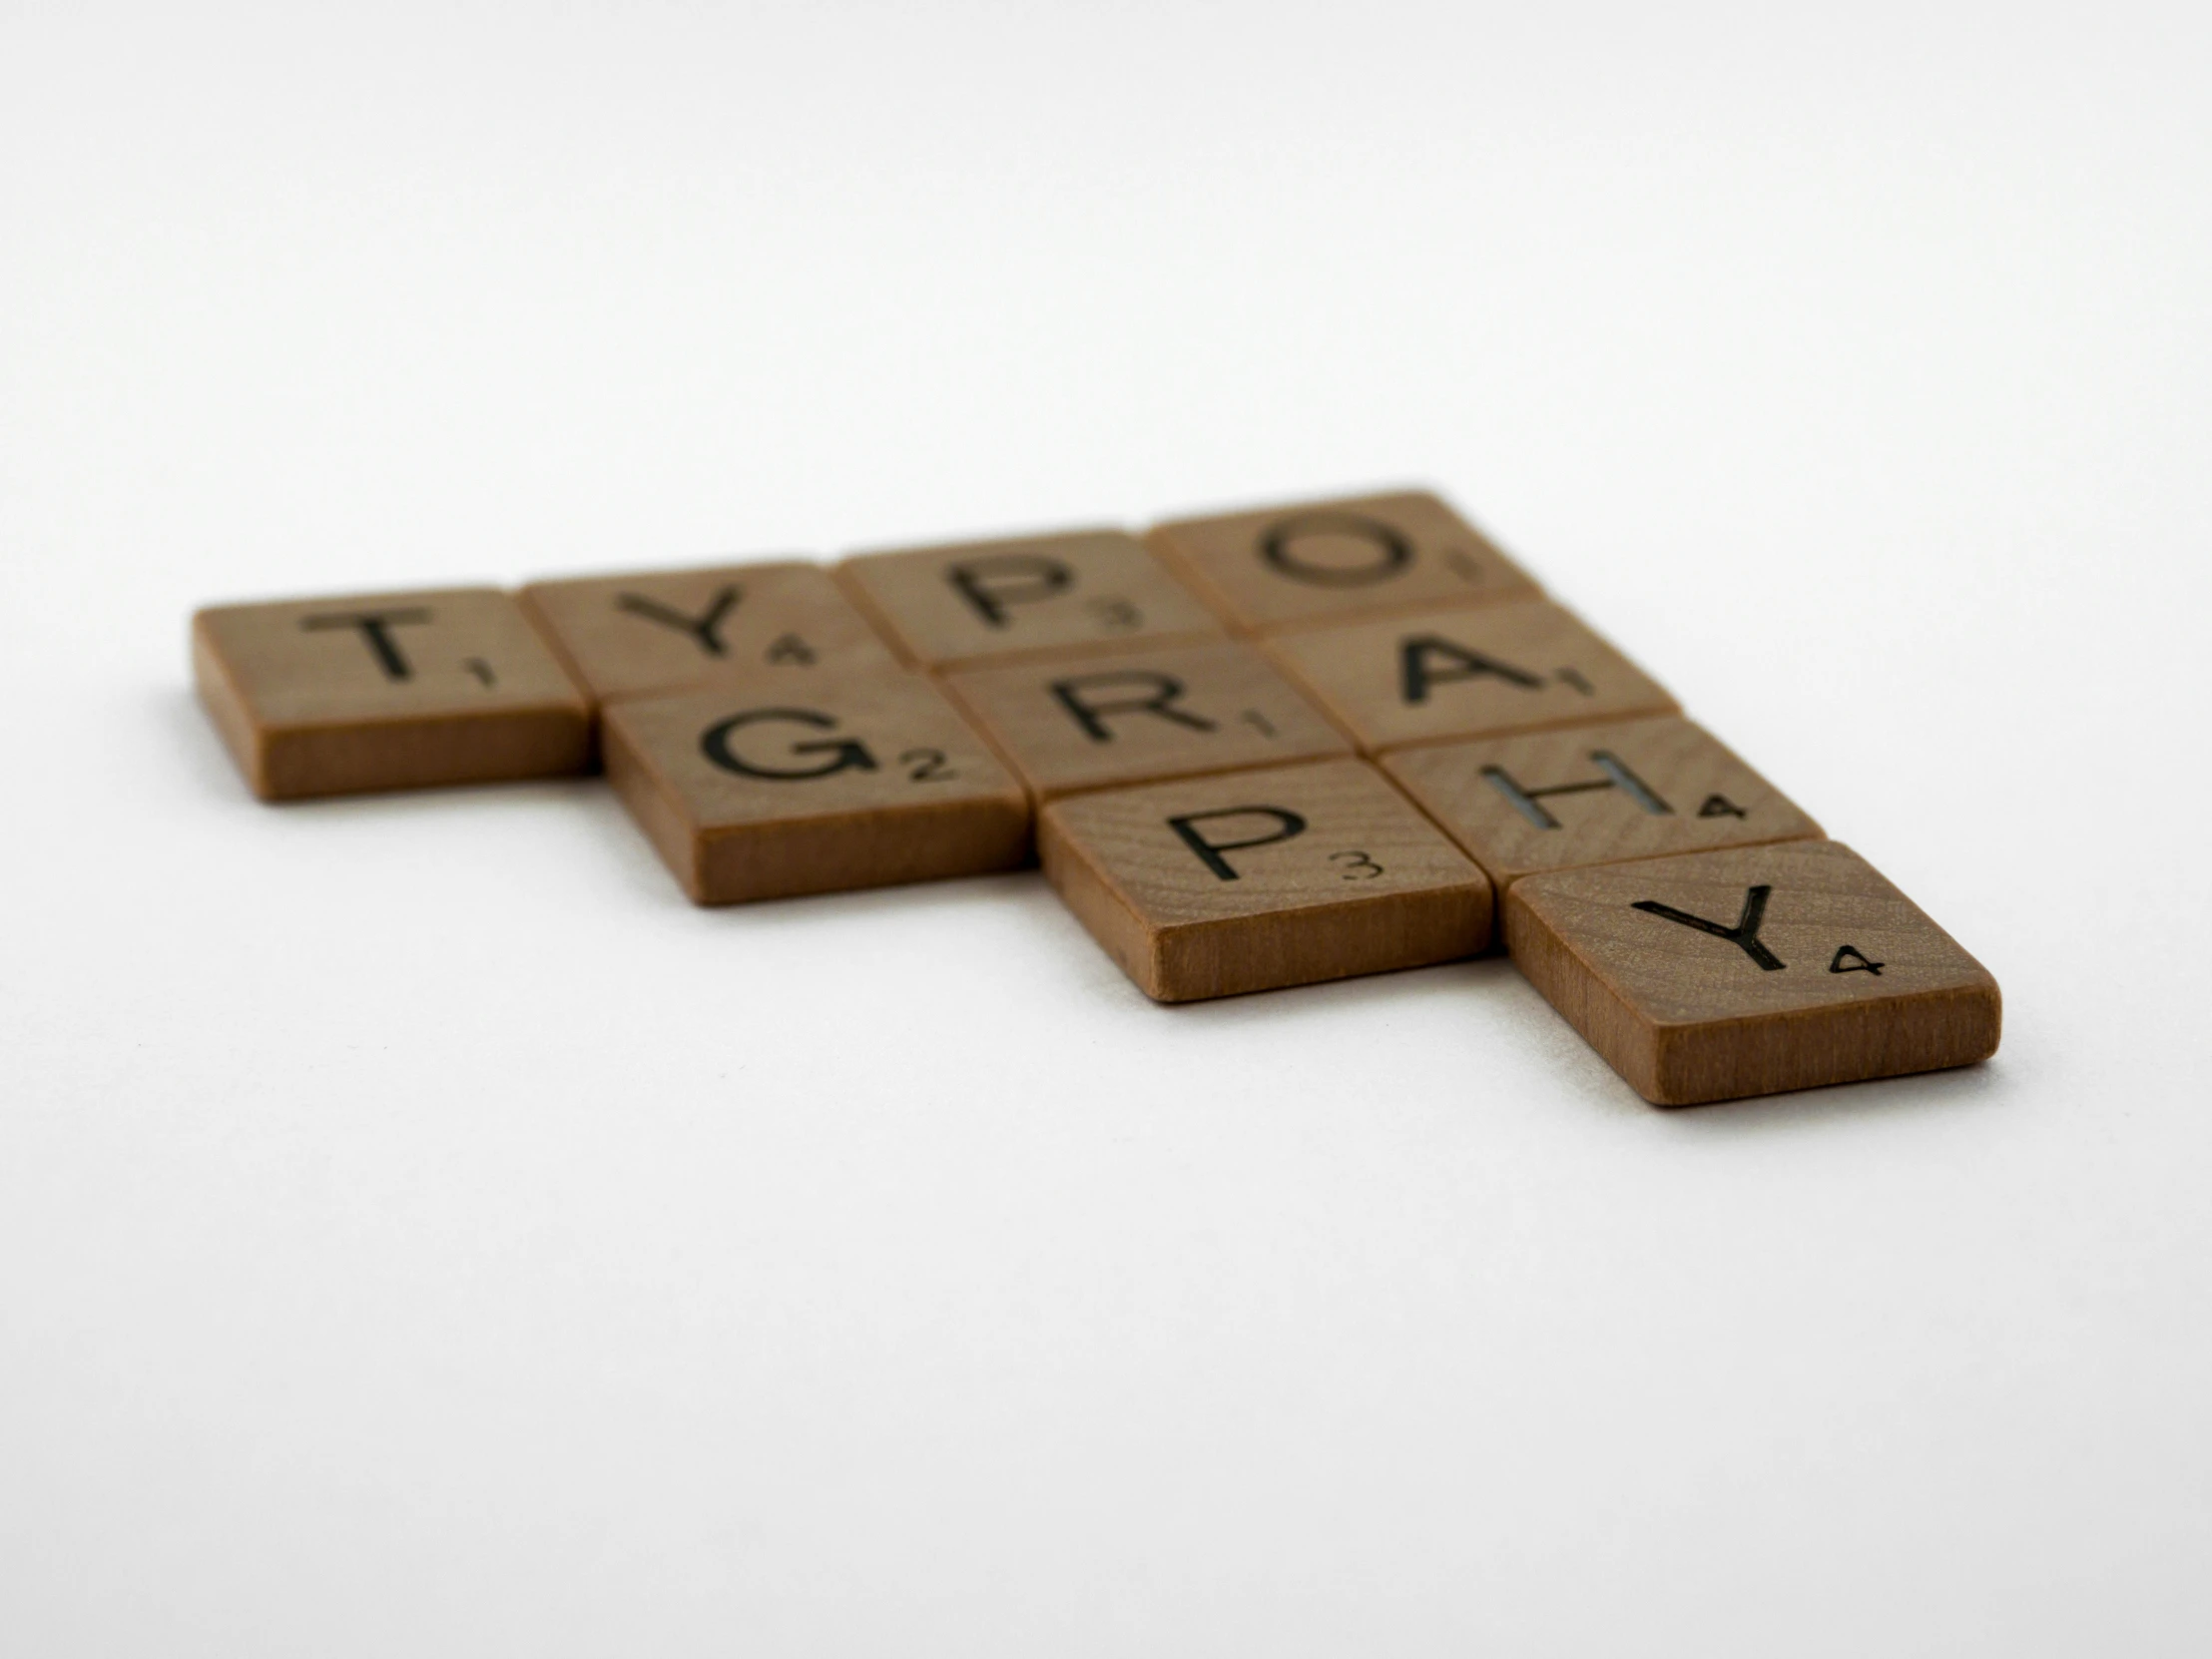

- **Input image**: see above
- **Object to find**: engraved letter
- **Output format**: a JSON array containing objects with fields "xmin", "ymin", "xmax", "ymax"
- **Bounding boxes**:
[
  {"xmin": 699, "ymin": 708, "xmax": 877, "ymax": 781},
  {"xmin": 1398, "ymin": 636, "xmax": 1545, "ymax": 705},
  {"xmin": 1631, "ymin": 884, "xmax": 1786, "ymax": 971},
  {"xmin": 1481, "ymin": 751, "xmax": 1672, "ymax": 830},
  {"xmin": 1049, "ymin": 671, "xmax": 1217, "ymax": 744},
  {"xmin": 946, "ymin": 555, "xmax": 1074, "ymax": 628},
  {"xmin": 616, "ymin": 585, "xmax": 742, "ymax": 657},
  {"xmin": 300, "ymin": 608, "xmax": 432, "ymax": 681},
  {"xmin": 1165, "ymin": 807, "xmax": 1309, "ymax": 880},
  {"xmin": 1258, "ymin": 511, "xmax": 1413, "ymax": 588}
]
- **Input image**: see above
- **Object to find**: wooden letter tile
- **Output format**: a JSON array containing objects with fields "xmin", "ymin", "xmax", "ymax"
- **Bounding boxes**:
[
  {"xmin": 518, "ymin": 560, "xmax": 900, "ymax": 706},
  {"xmin": 1382, "ymin": 715, "xmax": 1823, "ymax": 889},
  {"xmin": 1146, "ymin": 489, "xmax": 1541, "ymax": 633},
  {"xmin": 1265, "ymin": 598, "xmax": 1676, "ymax": 754},
  {"xmin": 1505, "ymin": 841, "xmax": 2000, "ymax": 1106},
  {"xmin": 836, "ymin": 529, "xmax": 1224, "ymax": 670},
  {"xmin": 602, "ymin": 668, "xmax": 1029, "ymax": 904},
  {"xmin": 1039, "ymin": 758, "xmax": 1492, "ymax": 1001},
  {"xmin": 941, "ymin": 639, "xmax": 1354, "ymax": 803},
  {"xmin": 193, "ymin": 588, "xmax": 592, "ymax": 800}
]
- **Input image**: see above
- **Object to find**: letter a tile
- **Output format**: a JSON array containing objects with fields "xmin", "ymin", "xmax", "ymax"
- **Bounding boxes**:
[
  {"xmin": 193, "ymin": 588, "xmax": 592, "ymax": 800},
  {"xmin": 519, "ymin": 560, "xmax": 901, "ymax": 707},
  {"xmin": 1147, "ymin": 489, "xmax": 1542, "ymax": 633},
  {"xmin": 941, "ymin": 639, "xmax": 1354, "ymax": 803},
  {"xmin": 836, "ymin": 529, "xmax": 1225, "ymax": 670},
  {"xmin": 601, "ymin": 668, "xmax": 1029, "ymax": 904},
  {"xmin": 1504, "ymin": 841, "xmax": 2000, "ymax": 1106},
  {"xmin": 1264, "ymin": 598, "xmax": 1677, "ymax": 754},
  {"xmin": 1382, "ymin": 715, "xmax": 1823, "ymax": 889},
  {"xmin": 1040, "ymin": 758, "xmax": 1492, "ymax": 1001}
]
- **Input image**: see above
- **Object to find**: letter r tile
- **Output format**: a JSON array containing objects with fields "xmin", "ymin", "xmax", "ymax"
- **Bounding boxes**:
[
  {"xmin": 1039, "ymin": 758, "xmax": 1493, "ymax": 1001},
  {"xmin": 193, "ymin": 588, "xmax": 592, "ymax": 800},
  {"xmin": 601, "ymin": 667, "xmax": 1029, "ymax": 904},
  {"xmin": 1264, "ymin": 598, "xmax": 1677, "ymax": 754},
  {"xmin": 835, "ymin": 529, "xmax": 1225, "ymax": 670},
  {"xmin": 940, "ymin": 639, "xmax": 1354, "ymax": 803},
  {"xmin": 1505, "ymin": 841, "xmax": 2000, "ymax": 1106}
]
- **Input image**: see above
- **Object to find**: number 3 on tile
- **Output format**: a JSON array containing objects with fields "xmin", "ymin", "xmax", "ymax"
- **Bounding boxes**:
[{"xmin": 1331, "ymin": 848, "xmax": 1383, "ymax": 879}]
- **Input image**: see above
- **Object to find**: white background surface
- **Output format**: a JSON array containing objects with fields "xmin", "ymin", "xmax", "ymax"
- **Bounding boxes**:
[{"xmin": 5, "ymin": 3, "xmax": 2210, "ymax": 1653}]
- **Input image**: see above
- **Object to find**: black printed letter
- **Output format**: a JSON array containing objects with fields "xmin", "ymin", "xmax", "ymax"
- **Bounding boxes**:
[
  {"xmin": 1631, "ymin": 884, "xmax": 1787, "ymax": 971},
  {"xmin": 1049, "ymin": 671, "xmax": 1218, "ymax": 744},
  {"xmin": 1165, "ymin": 807, "xmax": 1309, "ymax": 880},
  {"xmin": 699, "ymin": 708, "xmax": 877, "ymax": 781},
  {"xmin": 300, "ymin": 608, "xmax": 432, "ymax": 681},
  {"xmin": 616, "ymin": 585, "xmax": 742, "ymax": 657},
  {"xmin": 946, "ymin": 555, "xmax": 1073, "ymax": 628},
  {"xmin": 1258, "ymin": 511, "xmax": 1413, "ymax": 588},
  {"xmin": 1399, "ymin": 635, "xmax": 1545, "ymax": 705}
]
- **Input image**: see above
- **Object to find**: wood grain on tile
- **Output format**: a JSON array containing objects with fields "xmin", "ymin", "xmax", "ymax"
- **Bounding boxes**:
[
  {"xmin": 941, "ymin": 638, "xmax": 1354, "ymax": 803},
  {"xmin": 601, "ymin": 668, "xmax": 1029, "ymax": 904},
  {"xmin": 1040, "ymin": 758, "xmax": 1492, "ymax": 1001},
  {"xmin": 835, "ymin": 529, "xmax": 1224, "ymax": 670},
  {"xmin": 1505, "ymin": 840, "xmax": 2000, "ymax": 1106},
  {"xmin": 519, "ymin": 560, "xmax": 900, "ymax": 705},
  {"xmin": 1382, "ymin": 715, "xmax": 1822, "ymax": 889},
  {"xmin": 1147, "ymin": 489, "xmax": 1542, "ymax": 633},
  {"xmin": 193, "ymin": 588, "xmax": 592, "ymax": 800},
  {"xmin": 1265, "ymin": 598, "xmax": 1676, "ymax": 755}
]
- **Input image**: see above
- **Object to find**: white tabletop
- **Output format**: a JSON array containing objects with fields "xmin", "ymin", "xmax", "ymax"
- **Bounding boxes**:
[{"xmin": 5, "ymin": 4, "xmax": 2208, "ymax": 1654}]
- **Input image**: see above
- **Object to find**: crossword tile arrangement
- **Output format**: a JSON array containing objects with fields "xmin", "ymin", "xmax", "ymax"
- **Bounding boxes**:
[{"xmin": 192, "ymin": 489, "xmax": 2001, "ymax": 1105}]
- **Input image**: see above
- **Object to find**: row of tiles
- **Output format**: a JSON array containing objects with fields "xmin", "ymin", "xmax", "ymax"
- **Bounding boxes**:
[
  {"xmin": 190, "ymin": 489, "xmax": 1999, "ymax": 1106},
  {"xmin": 197, "ymin": 488, "xmax": 1533, "ymax": 727},
  {"xmin": 194, "ymin": 489, "xmax": 1673, "ymax": 795},
  {"xmin": 593, "ymin": 694, "xmax": 1995, "ymax": 1108}
]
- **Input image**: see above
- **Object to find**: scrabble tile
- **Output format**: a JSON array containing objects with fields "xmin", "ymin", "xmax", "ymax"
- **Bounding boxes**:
[
  {"xmin": 1147, "ymin": 489, "xmax": 1542, "ymax": 633},
  {"xmin": 518, "ymin": 560, "xmax": 901, "ymax": 706},
  {"xmin": 1382, "ymin": 715, "xmax": 1823, "ymax": 890},
  {"xmin": 836, "ymin": 528, "xmax": 1224, "ymax": 670},
  {"xmin": 1505, "ymin": 841, "xmax": 2000, "ymax": 1106},
  {"xmin": 1040, "ymin": 758, "xmax": 1493, "ymax": 1001},
  {"xmin": 602, "ymin": 668, "xmax": 1029, "ymax": 904},
  {"xmin": 940, "ymin": 639, "xmax": 1355, "ymax": 803},
  {"xmin": 193, "ymin": 588, "xmax": 592, "ymax": 800},
  {"xmin": 1264, "ymin": 598, "xmax": 1677, "ymax": 754}
]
